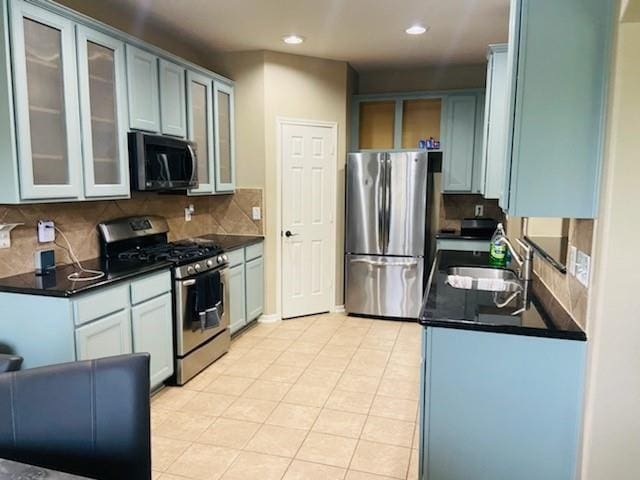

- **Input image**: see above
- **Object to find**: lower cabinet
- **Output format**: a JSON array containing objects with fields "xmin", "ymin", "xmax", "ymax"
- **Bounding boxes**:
[
  {"xmin": 228, "ymin": 263, "xmax": 247, "ymax": 335},
  {"xmin": 228, "ymin": 242, "xmax": 264, "ymax": 334},
  {"xmin": 245, "ymin": 257, "xmax": 264, "ymax": 321},
  {"xmin": 131, "ymin": 293, "xmax": 174, "ymax": 389},
  {"xmin": 75, "ymin": 309, "xmax": 132, "ymax": 361}
]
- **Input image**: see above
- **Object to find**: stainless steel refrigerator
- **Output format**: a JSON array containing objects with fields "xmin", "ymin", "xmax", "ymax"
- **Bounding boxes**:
[{"xmin": 345, "ymin": 151, "xmax": 429, "ymax": 319}]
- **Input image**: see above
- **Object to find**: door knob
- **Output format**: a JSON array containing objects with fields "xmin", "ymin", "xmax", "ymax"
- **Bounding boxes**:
[{"xmin": 284, "ymin": 230, "xmax": 298, "ymax": 238}]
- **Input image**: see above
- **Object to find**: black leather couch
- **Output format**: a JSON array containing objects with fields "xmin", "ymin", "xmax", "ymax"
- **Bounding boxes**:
[{"xmin": 0, "ymin": 353, "xmax": 152, "ymax": 480}]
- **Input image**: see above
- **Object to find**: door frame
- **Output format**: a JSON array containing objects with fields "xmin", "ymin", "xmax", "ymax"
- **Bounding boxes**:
[{"xmin": 276, "ymin": 117, "xmax": 338, "ymax": 319}]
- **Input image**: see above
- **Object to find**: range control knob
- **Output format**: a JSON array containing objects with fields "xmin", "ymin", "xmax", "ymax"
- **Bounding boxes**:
[
  {"xmin": 217, "ymin": 255, "xmax": 224, "ymax": 264},
  {"xmin": 194, "ymin": 263, "xmax": 202, "ymax": 272},
  {"xmin": 222, "ymin": 254, "xmax": 228, "ymax": 262},
  {"xmin": 206, "ymin": 259, "xmax": 214, "ymax": 268},
  {"xmin": 187, "ymin": 266, "xmax": 195, "ymax": 275}
]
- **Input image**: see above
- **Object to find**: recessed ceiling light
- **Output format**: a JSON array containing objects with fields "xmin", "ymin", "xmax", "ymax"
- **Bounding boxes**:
[
  {"xmin": 406, "ymin": 25, "xmax": 428, "ymax": 35},
  {"xmin": 282, "ymin": 34, "xmax": 304, "ymax": 45}
]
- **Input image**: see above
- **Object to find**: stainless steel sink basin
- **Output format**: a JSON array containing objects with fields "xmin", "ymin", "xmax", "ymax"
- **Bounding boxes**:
[{"xmin": 446, "ymin": 266, "xmax": 522, "ymax": 292}]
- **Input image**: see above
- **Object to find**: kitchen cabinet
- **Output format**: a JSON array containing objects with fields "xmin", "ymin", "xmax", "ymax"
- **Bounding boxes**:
[
  {"xmin": 77, "ymin": 26, "xmax": 129, "ymax": 198},
  {"xmin": 471, "ymin": 92, "xmax": 485, "ymax": 194},
  {"xmin": 245, "ymin": 256, "xmax": 264, "ymax": 322},
  {"xmin": 419, "ymin": 326, "xmax": 586, "ymax": 480},
  {"xmin": 228, "ymin": 262, "xmax": 247, "ymax": 335},
  {"xmin": 501, "ymin": 0, "xmax": 612, "ymax": 217},
  {"xmin": 227, "ymin": 241, "xmax": 264, "ymax": 334},
  {"xmin": 126, "ymin": 45, "xmax": 159, "ymax": 132},
  {"xmin": 214, "ymin": 81, "xmax": 236, "ymax": 193},
  {"xmin": 131, "ymin": 292, "xmax": 174, "ymax": 389},
  {"xmin": 187, "ymin": 70, "xmax": 215, "ymax": 195},
  {"xmin": 159, "ymin": 59, "xmax": 186, "ymax": 138},
  {"xmin": 75, "ymin": 309, "xmax": 132, "ymax": 361},
  {"xmin": 10, "ymin": 0, "xmax": 83, "ymax": 200},
  {"xmin": 442, "ymin": 95, "xmax": 478, "ymax": 193}
]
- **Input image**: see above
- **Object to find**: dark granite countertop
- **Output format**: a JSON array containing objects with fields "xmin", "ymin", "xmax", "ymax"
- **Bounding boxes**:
[
  {"xmin": 0, "ymin": 459, "xmax": 92, "ymax": 479},
  {"xmin": 435, "ymin": 232, "xmax": 492, "ymax": 241},
  {"xmin": 419, "ymin": 250, "xmax": 586, "ymax": 341},
  {"xmin": 197, "ymin": 234, "xmax": 263, "ymax": 251},
  {"xmin": 0, "ymin": 257, "xmax": 172, "ymax": 298}
]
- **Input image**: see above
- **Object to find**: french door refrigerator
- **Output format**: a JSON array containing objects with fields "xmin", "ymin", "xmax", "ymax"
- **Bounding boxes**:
[{"xmin": 345, "ymin": 151, "xmax": 429, "ymax": 319}]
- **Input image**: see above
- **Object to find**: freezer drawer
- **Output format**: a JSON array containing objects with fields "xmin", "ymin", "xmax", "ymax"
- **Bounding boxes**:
[{"xmin": 345, "ymin": 254, "xmax": 424, "ymax": 319}]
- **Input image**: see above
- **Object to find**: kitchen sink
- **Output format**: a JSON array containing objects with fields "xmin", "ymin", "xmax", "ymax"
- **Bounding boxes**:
[{"xmin": 446, "ymin": 266, "xmax": 522, "ymax": 293}]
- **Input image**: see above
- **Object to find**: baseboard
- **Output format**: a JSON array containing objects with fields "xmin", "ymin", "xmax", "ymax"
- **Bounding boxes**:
[
  {"xmin": 332, "ymin": 305, "xmax": 346, "ymax": 313},
  {"xmin": 258, "ymin": 313, "xmax": 282, "ymax": 324}
]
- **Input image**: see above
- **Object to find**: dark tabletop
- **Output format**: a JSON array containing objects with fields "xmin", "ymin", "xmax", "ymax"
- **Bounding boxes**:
[
  {"xmin": 419, "ymin": 250, "xmax": 586, "ymax": 341},
  {"xmin": 197, "ymin": 234, "xmax": 263, "ymax": 251},
  {"xmin": 0, "ymin": 257, "xmax": 172, "ymax": 298},
  {"xmin": 0, "ymin": 458, "xmax": 92, "ymax": 479}
]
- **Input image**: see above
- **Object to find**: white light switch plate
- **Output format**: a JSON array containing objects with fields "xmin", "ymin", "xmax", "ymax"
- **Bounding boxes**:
[
  {"xmin": 37, "ymin": 220, "xmax": 55, "ymax": 243},
  {"xmin": 252, "ymin": 207, "xmax": 261, "ymax": 220},
  {"xmin": 567, "ymin": 245, "xmax": 577, "ymax": 276},
  {"xmin": 575, "ymin": 250, "xmax": 591, "ymax": 287}
]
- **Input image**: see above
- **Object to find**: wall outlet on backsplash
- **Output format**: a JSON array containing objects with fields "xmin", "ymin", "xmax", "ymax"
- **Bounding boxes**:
[
  {"xmin": 568, "ymin": 245, "xmax": 577, "ymax": 276},
  {"xmin": 37, "ymin": 220, "xmax": 56, "ymax": 243},
  {"xmin": 474, "ymin": 205, "xmax": 484, "ymax": 217},
  {"xmin": 252, "ymin": 207, "xmax": 261, "ymax": 221},
  {"xmin": 575, "ymin": 250, "xmax": 591, "ymax": 287},
  {"xmin": 184, "ymin": 204, "xmax": 195, "ymax": 222}
]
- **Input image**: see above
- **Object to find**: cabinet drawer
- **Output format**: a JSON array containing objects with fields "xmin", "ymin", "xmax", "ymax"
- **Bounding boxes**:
[
  {"xmin": 245, "ymin": 242, "xmax": 263, "ymax": 261},
  {"xmin": 226, "ymin": 248, "xmax": 245, "ymax": 267},
  {"xmin": 130, "ymin": 270, "xmax": 172, "ymax": 305},
  {"xmin": 74, "ymin": 283, "xmax": 129, "ymax": 326}
]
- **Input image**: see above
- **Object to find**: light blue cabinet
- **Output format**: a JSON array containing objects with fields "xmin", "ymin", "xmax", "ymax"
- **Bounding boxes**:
[
  {"xmin": 228, "ymin": 263, "xmax": 247, "ymax": 334},
  {"xmin": 126, "ymin": 44, "xmax": 159, "ymax": 132},
  {"xmin": 75, "ymin": 309, "xmax": 132, "ymax": 361},
  {"xmin": 480, "ymin": 44, "xmax": 508, "ymax": 202},
  {"xmin": 246, "ymin": 256, "xmax": 264, "ymax": 321},
  {"xmin": 419, "ymin": 327, "xmax": 586, "ymax": 480},
  {"xmin": 131, "ymin": 292, "xmax": 174, "ymax": 389},
  {"xmin": 159, "ymin": 59, "xmax": 186, "ymax": 138},
  {"xmin": 471, "ymin": 92, "xmax": 485, "ymax": 194},
  {"xmin": 502, "ymin": 0, "xmax": 613, "ymax": 217},
  {"xmin": 213, "ymin": 81, "xmax": 236, "ymax": 193},
  {"xmin": 187, "ymin": 70, "xmax": 216, "ymax": 195},
  {"xmin": 76, "ymin": 26, "xmax": 130, "ymax": 198},
  {"xmin": 227, "ymin": 242, "xmax": 264, "ymax": 334},
  {"xmin": 442, "ymin": 95, "xmax": 478, "ymax": 193}
]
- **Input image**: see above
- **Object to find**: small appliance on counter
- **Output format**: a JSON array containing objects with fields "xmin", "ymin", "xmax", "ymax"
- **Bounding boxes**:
[
  {"xmin": 34, "ymin": 249, "xmax": 55, "ymax": 276},
  {"xmin": 97, "ymin": 215, "xmax": 230, "ymax": 385}
]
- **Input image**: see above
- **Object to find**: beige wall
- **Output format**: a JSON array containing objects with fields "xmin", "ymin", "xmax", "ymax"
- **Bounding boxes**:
[
  {"xmin": 580, "ymin": 17, "xmax": 640, "ymax": 480},
  {"xmin": 357, "ymin": 63, "xmax": 487, "ymax": 94}
]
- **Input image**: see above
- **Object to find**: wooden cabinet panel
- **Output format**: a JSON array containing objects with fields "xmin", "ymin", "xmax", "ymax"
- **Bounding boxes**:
[
  {"xmin": 401, "ymin": 99, "xmax": 441, "ymax": 149},
  {"xmin": 358, "ymin": 101, "xmax": 395, "ymax": 150}
]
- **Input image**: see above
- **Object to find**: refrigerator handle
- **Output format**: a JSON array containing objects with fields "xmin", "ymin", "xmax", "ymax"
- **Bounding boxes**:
[
  {"xmin": 378, "ymin": 155, "xmax": 386, "ymax": 251},
  {"xmin": 384, "ymin": 156, "xmax": 391, "ymax": 250}
]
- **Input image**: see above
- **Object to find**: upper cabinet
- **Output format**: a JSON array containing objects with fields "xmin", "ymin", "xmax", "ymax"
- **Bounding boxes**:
[
  {"xmin": 0, "ymin": 0, "xmax": 235, "ymax": 204},
  {"xmin": 77, "ymin": 26, "xmax": 129, "ymax": 198},
  {"xmin": 126, "ymin": 45, "xmax": 159, "ymax": 133},
  {"xmin": 441, "ymin": 94, "xmax": 478, "ymax": 193},
  {"xmin": 501, "ymin": 0, "xmax": 613, "ymax": 218},
  {"xmin": 159, "ymin": 59, "xmax": 186, "ymax": 138},
  {"xmin": 214, "ymin": 81, "xmax": 236, "ymax": 193},
  {"xmin": 10, "ymin": 0, "xmax": 83, "ymax": 200}
]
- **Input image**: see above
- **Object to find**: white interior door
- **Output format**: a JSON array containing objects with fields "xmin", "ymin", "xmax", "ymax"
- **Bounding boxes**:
[{"xmin": 282, "ymin": 122, "xmax": 334, "ymax": 319}]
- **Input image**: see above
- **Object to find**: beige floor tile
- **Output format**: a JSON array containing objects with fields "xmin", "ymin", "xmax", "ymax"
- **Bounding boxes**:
[
  {"xmin": 241, "ymin": 347, "xmax": 282, "ymax": 364},
  {"xmin": 350, "ymin": 440, "xmax": 411, "ymax": 479},
  {"xmin": 325, "ymin": 389, "xmax": 374, "ymax": 415},
  {"xmin": 336, "ymin": 374, "xmax": 381, "ymax": 394},
  {"xmin": 407, "ymin": 449, "xmax": 419, "ymax": 480},
  {"xmin": 223, "ymin": 397, "xmax": 279, "ymax": 423},
  {"xmin": 152, "ymin": 435, "xmax": 191, "ymax": 471},
  {"xmin": 298, "ymin": 368, "xmax": 343, "ymax": 388},
  {"xmin": 157, "ymin": 474, "xmax": 194, "ymax": 480},
  {"xmin": 245, "ymin": 424, "xmax": 308, "ymax": 457},
  {"xmin": 320, "ymin": 344, "xmax": 358, "ymax": 359},
  {"xmin": 309, "ymin": 354, "xmax": 351, "ymax": 373},
  {"xmin": 152, "ymin": 387, "xmax": 197, "ymax": 411},
  {"xmin": 412, "ymin": 423, "xmax": 419, "ymax": 448},
  {"xmin": 382, "ymin": 363, "xmax": 421, "ymax": 384},
  {"xmin": 242, "ymin": 323, "xmax": 280, "ymax": 338},
  {"xmin": 182, "ymin": 391, "xmax": 237, "ymax": 417},
  {"xmin": 283, "ymin": 459, "xmax": 346, "ymax": 480},
  {"xmin": 221, "ymin": 451, "xmax": 291, "ymax": 480},
  {"xmin": 350, "ymin": 349, "xmax": 390, "ymax": 370},
  {"xmin": 267, "ymin": 402, "xmax": 321, "ymax": 430},
  {"xmin": 326, "ymin": 335, "xmax": 364, "ymax": 347},
  {"xmin": 388, "ymin": 350, "xmax": 421, "ymax": 367},
  {"xmin": 151, "ymin": 407, "xmax": 172, "ymax": 431},
  {"xmin": 267, "ymin": 328, "xmax": 305, "ymax": 340},
  {"xmin": 296, "ymin": 432, "xmax": 358, "ymax": 468},
  {"xmin": 345, "ymin": 470, "xmax": 396, "ymax": 480},
  {"xmin": 154, "ymin": 411, "xmax": 216, "ymax": 442},
  {"xmin": 369, "ymin": 396, "xmax": 418, "ymax": 422},
  {"xmin": 274, "ymin": 350, "xmax": 317, "ymax": 368},
  {"xmin": 223, "ymin": 360, "xmax": 270, "ymax": 379},
  {"xmin": 361, "ymin": 416, "xmax": 415, "ymax": 447},
  {"xmin": 286, "ymin": 341, "xmax": 325, "ymax": 355},
  {"xmin": 359, "ymin": 336, "xmax": 396, "ymax": 351},
  {"xmin": 283, "ymin": 383, "xmax": 333, "ymax": 407},
  {"xmin": 205, "ymin": 375, "xmax": 254, "ymax": 395},
  {"xmin": 242, "ymin": 379, "xmax": 292, "ymax": 401},
  {"xmin": 312, "ymin": 409, "xmax": 367, "ymax": 438},
  {"xmin": 197, "ymin": 417, "xmax": 261, "ymax": 449},
  {"xmin": 168, "ymin": 443, "xmax": 240, "ymax": 480},
  {"xmin": 181, "ymin": 367, "xmax": 221, "ymax": 391},
  {"xmin": 376, "ymin": 378, "xmax": 420, "ymax": 401},
  {"xmin": 257, "ymin": 337, "xmax": 294, "ymax": 351},
  {"xmin": 260, "ymin": 364, "xmax": 305, "ymax": 383},
  {"xmin": 231, "ymin": 334, "xmax": 263, "ymax": 349}
]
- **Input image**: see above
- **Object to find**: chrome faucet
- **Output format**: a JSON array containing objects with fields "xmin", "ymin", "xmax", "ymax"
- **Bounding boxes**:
[{"xmin": 495, "ymin": 236, "xmax": 534, "ymax": 281}]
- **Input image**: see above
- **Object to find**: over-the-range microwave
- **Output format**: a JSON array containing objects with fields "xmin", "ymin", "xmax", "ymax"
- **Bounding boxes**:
[{"xmin": 128, "ymin": 131, "xmax": 198, "ymax": 191}]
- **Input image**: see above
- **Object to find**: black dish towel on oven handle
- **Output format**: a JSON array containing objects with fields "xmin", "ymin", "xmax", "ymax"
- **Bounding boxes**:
[{"xmin": 188, "ymin": 271, "xmax": 223, "ymax": 332}]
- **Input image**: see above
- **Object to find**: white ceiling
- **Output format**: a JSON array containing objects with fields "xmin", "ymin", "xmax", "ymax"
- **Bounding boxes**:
[{"xmin": 105, "ymin": 0, "xmax": 510, "ymax": 70}]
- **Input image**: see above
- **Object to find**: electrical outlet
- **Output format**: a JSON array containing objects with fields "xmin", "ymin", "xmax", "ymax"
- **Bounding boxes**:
[
  {"xmin": 567, "ymin": 245, "xmax": 577, "ymax": 276},
  {"xmin": 184, "ymin": 204, "xmax": 195, "ymax": 222},
  {"xmin": 37, "ymin": 220, "xmax": 55, "ymax": 243},
  {"xmin": 252, "ymin": 207, "xmax": 261, "ymax": 220},
  {"xmin": 575, "ymin": 250, "xmax": 591, "ymax": 287},
  {"xmin": 474, "ymin": 205, "xmax": 484, "ymax": 217},
  {"xmin": 0, "ymin": 232, "xmax": 9, "ymax": 249}
]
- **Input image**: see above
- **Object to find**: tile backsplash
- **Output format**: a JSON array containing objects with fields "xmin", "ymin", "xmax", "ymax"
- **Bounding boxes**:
[
  {"xmin": 438, "ymin": 193, "xmax": 505, "ymax": 231},
  {"xmin": 0, "ymin": 188, "xmax": 263, "ymax": 277}
]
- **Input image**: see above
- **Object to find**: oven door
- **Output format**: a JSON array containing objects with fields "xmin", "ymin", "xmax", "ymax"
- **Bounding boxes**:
[
  {"xmin": 175, "ymin": 267, "xmax": 229, "ymax": 356},
  {"xmin": 129, "ymin": 131, "xmax": 198, "ymax": 191}
]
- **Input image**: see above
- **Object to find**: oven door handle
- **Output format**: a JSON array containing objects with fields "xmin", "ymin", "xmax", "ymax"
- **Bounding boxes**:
[{"xmin": 182, "ymin": 279, "xmax": 196, "ymax": 287}]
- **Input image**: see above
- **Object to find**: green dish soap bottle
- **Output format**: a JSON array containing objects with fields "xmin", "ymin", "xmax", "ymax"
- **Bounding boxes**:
[{"xmin": 489, "ymin": 223, "xmax": 508, "ymax": 266}]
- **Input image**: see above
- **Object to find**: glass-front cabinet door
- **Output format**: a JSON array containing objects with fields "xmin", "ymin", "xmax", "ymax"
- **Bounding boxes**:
[
  {"xmin": 187, "ymin": 71, "xmax": 215, "ymax": 194},
  {"xmin": 10, "ymin": 1, "xmax": 82, "ymax": 200},
  {"xmin": 77, "ymin": 26, "xmax": 129, "ymax": 197},
  {"xmin": 213, "ymin": 81, "xmax": 235, "ymax": 193}
]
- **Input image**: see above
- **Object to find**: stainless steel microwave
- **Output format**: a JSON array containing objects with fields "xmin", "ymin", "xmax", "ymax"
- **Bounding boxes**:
[{"xmin": 128, "ymin": 131, "xmax": 198, "ymax": 191}]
